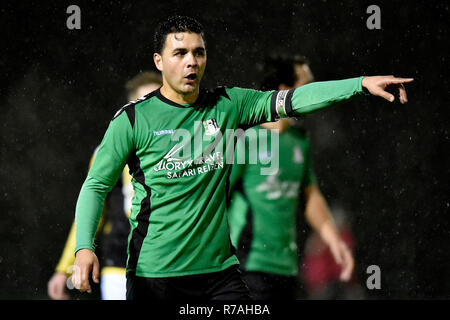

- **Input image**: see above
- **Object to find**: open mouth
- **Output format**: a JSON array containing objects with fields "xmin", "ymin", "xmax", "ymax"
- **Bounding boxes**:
[{"xmin": 185, "ymin": 73, "xmax": 197, "ymax": 81}]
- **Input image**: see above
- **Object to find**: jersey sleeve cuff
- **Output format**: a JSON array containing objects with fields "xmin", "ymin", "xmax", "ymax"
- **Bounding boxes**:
[
  {"xmin": 359, "ymin": 76, "xmax": 371, "ymax": 95},
  {"xmin": 74, "ymin": 245, "xmax": 95, "ymax": 257}
]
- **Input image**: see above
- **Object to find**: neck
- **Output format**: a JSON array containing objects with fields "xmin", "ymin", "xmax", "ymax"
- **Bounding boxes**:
[{"xmin": 160, "ymin": 85, "xmax": 199, "ymax": 105}]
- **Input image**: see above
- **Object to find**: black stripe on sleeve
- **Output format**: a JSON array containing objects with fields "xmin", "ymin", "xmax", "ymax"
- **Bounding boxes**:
[
  {"xmin": 112, "ymin": 89, "xmax": 158, "ymax": 127},
  {"xmin": 270, "ymin": 90, "xmax": 279, "ymax": 121},
  {"xmin": 285, "ymin": 88, "xmax": 295, "ymax": 118},
  {"xmin": 125, "ymin": 106, "xmax": 136, "ymax": 129},
  {"xmin": 126, "ymin": 152, "xmax": 151, "ymax": 274}
]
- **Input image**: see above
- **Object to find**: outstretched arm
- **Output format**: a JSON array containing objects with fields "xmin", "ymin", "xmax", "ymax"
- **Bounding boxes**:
[
  {"xmin": 271, "ymin": 75, "xmax": 414, "ymax": 120},
  {"xmin": 304, "ymin": 184, "xmax": 354, "ymax": 282},
  {"xmin": 232, "ymin": 75, "xmax": 413, "ymax": 128}
]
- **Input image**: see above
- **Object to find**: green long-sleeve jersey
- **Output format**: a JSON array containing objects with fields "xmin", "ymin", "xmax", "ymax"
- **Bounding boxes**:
[
  {"xmin": 228, "ymin": 127, "xmax": 315, "ymax": 276},
  {"xmin": 75, "ymin": 77, "xmax": 366, "ymax": 278}
]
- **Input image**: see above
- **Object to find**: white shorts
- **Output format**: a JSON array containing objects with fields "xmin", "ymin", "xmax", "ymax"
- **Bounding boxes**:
[{"xmin": 100, "ymin": 269, "xmax": 126, "ymax": 300}]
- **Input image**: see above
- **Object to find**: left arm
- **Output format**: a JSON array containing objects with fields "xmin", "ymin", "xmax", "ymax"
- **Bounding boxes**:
[
  {"xmin": 304, "ymin": 184, "xmax": 354, "ymax": 282},
  {"xmin": 272, "ymin": 75, "xmax": 413, "ymax": 120},
  {"xmin": 232, "ymin": 75, "xmax": 413, "ymax": 127}
]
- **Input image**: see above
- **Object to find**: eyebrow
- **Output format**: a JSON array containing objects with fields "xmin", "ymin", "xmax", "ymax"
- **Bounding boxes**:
[{"xmin": 172, "ymin": 47, "xmax": 205, "ymax": 53}]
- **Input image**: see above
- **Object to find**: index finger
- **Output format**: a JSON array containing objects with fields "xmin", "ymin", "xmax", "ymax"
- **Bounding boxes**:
[{"xmin": 386, "ymin": 77, "xmax": 414, "ymax": 84}]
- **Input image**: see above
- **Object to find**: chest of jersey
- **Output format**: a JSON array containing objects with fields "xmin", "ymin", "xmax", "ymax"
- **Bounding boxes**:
[{"xmin": 131, "ymin": 96, "xmax": 240, "ymax": 190}]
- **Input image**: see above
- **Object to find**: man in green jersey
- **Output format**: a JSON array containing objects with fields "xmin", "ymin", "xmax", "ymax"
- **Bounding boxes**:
[
  {"xmin": 72, "ymin": 15, "xmax": 413, "ymax": 299},
  {"xmin": 228, "ymin": 55, "xmax": 353, "ymax": 299}
]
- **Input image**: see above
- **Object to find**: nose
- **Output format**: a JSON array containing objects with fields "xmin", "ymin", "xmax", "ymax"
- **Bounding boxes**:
[{"xmin": 186, "ymin": 52, "xmax": 198, "ymax": 68}]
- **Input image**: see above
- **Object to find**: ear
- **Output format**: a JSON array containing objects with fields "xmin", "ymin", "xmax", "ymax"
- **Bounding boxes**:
[{"xmin": 153, "ymin": 53, "xmax": 163, "ymax": 72}]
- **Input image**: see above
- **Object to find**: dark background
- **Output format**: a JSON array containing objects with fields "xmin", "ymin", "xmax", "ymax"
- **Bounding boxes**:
[{"xmin": 0, "ymin": 0, "xmax": 448, "ymax": 299}]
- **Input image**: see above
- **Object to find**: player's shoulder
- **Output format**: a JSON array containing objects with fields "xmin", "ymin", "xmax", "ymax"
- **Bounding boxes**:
[
  {"xmin": 187, "ymin": 86, "xmax": 233, "ymax": 111},
  {"xmin": 224, "ymin": 86, "xmax": 262, "ymax": 96},
  {"xmin": 111, "ymin": 89, "xmax": 160, "ymax": 126},
  {"xmin": 200, "ymin": 86, "xmax": 232, "ymax": 103},
  {"xmin": 202, "ymin": 86, "xmax": 267, "ymax": 108}
]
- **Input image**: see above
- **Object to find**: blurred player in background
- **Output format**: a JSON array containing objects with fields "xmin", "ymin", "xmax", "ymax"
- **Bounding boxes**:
[
  {"xmin": 227, "ymin": 55, "xmax": 354, "ymax": 299},
  {"xmin": 47, "ymin": 72, "xmax": 162, "ymax": 300}
]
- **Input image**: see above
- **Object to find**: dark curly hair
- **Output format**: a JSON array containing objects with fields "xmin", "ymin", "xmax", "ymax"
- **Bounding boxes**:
[{"xmin": 154, "ymin": 15, "xmax": 205, "ymax": 54}]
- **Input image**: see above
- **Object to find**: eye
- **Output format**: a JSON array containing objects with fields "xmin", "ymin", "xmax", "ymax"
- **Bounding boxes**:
[{"xmin": 195, "ymin": 50, "xmax": 205, "ymax": 57}]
